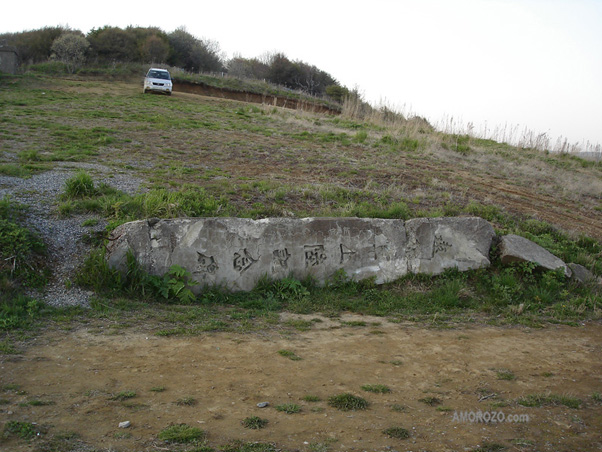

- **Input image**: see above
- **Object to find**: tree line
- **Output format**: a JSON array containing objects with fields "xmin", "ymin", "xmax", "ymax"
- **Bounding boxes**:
[{"xmin": 0, "ymin": 25, "xmax": 348, "ymax": 101}]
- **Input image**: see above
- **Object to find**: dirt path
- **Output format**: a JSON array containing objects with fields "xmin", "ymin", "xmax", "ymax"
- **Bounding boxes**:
[{"xmin": 2, "ymin": 317, "xmax": 601, "ymax": 451}]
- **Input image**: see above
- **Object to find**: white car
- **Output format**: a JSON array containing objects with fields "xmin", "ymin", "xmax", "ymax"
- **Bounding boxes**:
[{"xmin": 143, "ymin": 68, "xmax": 173, "ymax": 95}]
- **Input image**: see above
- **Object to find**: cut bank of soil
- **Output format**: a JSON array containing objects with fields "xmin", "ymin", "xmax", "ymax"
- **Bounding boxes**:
[{"xmin": 1, "ymin": 316, "xmax": 601, "ymax": 451}]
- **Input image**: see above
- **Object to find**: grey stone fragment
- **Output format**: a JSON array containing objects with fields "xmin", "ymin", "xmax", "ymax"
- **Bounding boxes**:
[
  {"xmin": 405, "ymin": 217, "xmax": 495, "ymax": 275},
  {"xmin": 567, "ymin": 263, "xmax": 597, "ymax": 284},
  {"xmin": 118, "ymin": 421, "xmax": 131, "ymax": 428},
  {"xmin": 499, "ymin": 234, "xmax": 570, "ymax": 277},
  {"xmin": 256, "ymin": 402, "xmax": 269, "ymax": 408}
]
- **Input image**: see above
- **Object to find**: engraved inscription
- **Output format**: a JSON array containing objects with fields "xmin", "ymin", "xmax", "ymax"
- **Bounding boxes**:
[
  {"xmin": 233, "ymin": 248, "xmax": 258, "ymax": 274},
  {"xmin": 272, "ymin": 248, "xmax": 291, "ymax": 269},
  {"xmin": 304, "ymin": 245, "xmax": 327, "ymax": 267},
  {"xmin": 433, "ymin": 235, "xmax": 452, "ymax": 254},
  {"xmin": 195, "ymin": 252, "xmax": 218, "ymax": 274},
  {"xmin": 374, "ymin": 244, "xmax": 392, "ymax": 261},
  {"xmin": 340, "ymin": 244, "xmax": 357, "ymax": 264}
]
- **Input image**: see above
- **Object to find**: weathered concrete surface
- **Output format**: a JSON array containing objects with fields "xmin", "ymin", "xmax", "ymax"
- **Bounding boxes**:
[
  {"xmin": 499, "ymin": 234, "xmax": 571, "ymax": 277},
  {"xmin": 106, "ymin": 216, "xmax": 495, "ymax": 292},
  {"xmin": 406, "ymin": 217, "xmax": 495, "ymax": 274}
]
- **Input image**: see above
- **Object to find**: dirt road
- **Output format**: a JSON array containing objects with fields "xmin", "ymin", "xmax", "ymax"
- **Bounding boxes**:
[{"xmin": 1, "ymin": 316, "xmax": 601, "ymax": 451}]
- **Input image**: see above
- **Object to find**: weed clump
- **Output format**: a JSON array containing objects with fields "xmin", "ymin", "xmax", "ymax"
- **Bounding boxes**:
[
  {"xmin": 242, "ymin": 416, "xmax": 268, "ymax": 429},
  {"xmin": 275, "ymin": 403, "xmax": 301, "ymax": 414},
  {"xmin": 110, "ymin": 390, "xmax": 136, "ymax": 401},
  {"xmin": 382, "ymin": 426, "xmax": 410, "ymax": 439},
  {"xmin": 158, "ymin": 424, "xmax": 205, "ymax": 443},
  {"xmin": 64, "ymin": 171, "xmax": 98, "ymax": 198},
  {"xmin": 3, "ymin": 420, "xmax": 42, "ymax": 440},
  {"xmin": 328, "ymin": 393, "xmax": 369, "ymax": 411}
]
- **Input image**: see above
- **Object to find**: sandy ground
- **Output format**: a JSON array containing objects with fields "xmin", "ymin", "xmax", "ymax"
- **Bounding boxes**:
[{"xmin": 1, "ymin": 316, "xmax": 602, "ymax": 452}]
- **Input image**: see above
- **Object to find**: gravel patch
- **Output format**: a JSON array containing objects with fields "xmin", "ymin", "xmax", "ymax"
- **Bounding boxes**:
[{"xmin": 0, "ymin": 162, "xmax": 144, "ymax": 307}]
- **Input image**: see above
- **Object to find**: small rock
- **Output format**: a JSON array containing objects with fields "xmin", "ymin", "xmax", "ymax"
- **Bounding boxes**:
[
  {"xmin": 499, "ymin": 234, "xmax": 570, "ymax": 276},
  {"xmin": 119, "ymin": 421, "xmax": 131, "ymax": 428},
  {"xmin": 256, "ymin": 402, "xmax": 269, "ymax": 408},
  {"xmin": 567, "ymin": 263, "xmax": 596, "ymax": 284}
]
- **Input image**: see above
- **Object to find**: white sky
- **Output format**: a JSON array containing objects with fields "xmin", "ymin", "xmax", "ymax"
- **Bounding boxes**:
[{"xmin": 2, "ymin": 0, "xmax": 601, "ymax": 148}]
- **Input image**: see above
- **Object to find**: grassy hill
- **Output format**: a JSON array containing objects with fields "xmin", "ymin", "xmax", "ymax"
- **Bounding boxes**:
[{"xmin": 2, "ymin": 72, "xmax": 601, "ymax": 236}]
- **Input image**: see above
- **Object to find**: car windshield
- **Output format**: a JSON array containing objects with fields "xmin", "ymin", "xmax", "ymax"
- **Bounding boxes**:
[{"xmin": 148, "ymin": 70, "xmax": 170, "ymax": 80}]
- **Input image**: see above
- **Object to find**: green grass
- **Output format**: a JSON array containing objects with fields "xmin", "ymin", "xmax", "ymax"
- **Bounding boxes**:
[
  {"xmin": 496, "ymin": 369, "xmax": 516, "ymax": 381},
  {"xmin": 302, "ymin": 395, "xmax": 321, "ymax": 402},
  {"xmin": 275, "ymin": 403, "xmax": 301, "ymax": 414},
  {"xmin": 109, "ymin": 390, "xmax": 136, "ymax": 401},
  {"xmin": 517, "ymin": 393, "xmax": 582, "ymax": 409},
  {"xmin": 158, "ymin": 424, "xmax": 205, "ymax": 443},
  {"xmin": 361, "ymin": 384, "xmax": 391, "ymax": 394},
  {"xmin": 327, "ymin": 393, "xmax": 369, "ymax": 411}
]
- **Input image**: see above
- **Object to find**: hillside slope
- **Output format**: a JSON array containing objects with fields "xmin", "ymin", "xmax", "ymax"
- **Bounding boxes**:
[{"xmin": 2, "ymin": 74, "xmax": 599, "ymax": 240}]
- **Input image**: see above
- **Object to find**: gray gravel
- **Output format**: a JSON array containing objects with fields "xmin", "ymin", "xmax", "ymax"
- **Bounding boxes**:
[{"xmin": 0, "ymin": 162, "xmax": 144, "ymax": 307}]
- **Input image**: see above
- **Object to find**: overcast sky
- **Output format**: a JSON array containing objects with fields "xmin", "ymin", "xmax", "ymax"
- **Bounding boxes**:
[{"xmin": 2, "ymin": 0, "xmax": 601, "ymax": 149}]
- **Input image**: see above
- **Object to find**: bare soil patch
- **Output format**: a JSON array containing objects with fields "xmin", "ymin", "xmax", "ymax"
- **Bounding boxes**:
[{"xmin": 2, "ymin": 318, "xmax": 601, "ymax": 451}]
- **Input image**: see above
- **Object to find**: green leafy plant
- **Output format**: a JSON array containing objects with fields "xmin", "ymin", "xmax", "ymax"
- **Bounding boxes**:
[
  {"xmin": 151, "ymin": 265, "xmax": 198, "ymax": 304},
  {"xmin": 3, "ymin": 420, "xmax": 41, "ymax": 440}
]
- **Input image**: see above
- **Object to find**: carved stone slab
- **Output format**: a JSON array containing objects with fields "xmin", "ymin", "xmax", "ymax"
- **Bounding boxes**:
[{"xmin": 106, "ymin": 216, "xmax": 495, "ymax": 292}]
